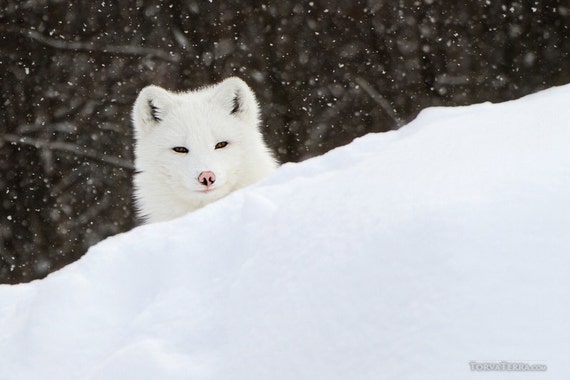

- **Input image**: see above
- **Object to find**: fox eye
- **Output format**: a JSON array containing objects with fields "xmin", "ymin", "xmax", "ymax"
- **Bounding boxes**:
[
  {"xmin": 172, "ymin": 147, "xmax": 189, "ymax": 154},
  {"xmin": 215, "ymin": 141, "xmax": 228, "ymax": 149}
]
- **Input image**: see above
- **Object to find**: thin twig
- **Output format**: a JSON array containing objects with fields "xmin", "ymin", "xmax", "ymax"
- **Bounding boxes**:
[{"xmin": 354, "ymin": 76, "xmax": 404, "ymax": 128}]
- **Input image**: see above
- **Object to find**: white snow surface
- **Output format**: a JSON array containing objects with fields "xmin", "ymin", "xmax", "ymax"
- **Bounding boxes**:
[{"xmin": 2, "ymin": 85, "xmax": 570, "ymax": 380}]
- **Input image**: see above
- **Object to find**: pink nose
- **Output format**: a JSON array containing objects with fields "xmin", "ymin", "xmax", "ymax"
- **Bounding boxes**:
[{"xmin": 198, "ymin": 171, "xmax": 216, "ymax": 186}]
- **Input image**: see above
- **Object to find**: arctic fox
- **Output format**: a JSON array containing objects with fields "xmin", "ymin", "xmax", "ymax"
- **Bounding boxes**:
[{"xmin": 132, "ymin": 77, "xmax": 278, "ymax": 223}]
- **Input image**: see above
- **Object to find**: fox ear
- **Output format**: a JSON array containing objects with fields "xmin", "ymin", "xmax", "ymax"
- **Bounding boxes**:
[
  {"xmin": 212, "ymin": 77, "xmax": 259, "ymax": 125},
  {"xmin": 132, "ymin": 85, "xmax": 173, "ymax": 135}
]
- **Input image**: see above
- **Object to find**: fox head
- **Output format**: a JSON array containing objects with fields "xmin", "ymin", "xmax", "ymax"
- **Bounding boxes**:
[{"xmin": 132, "ymin": 77, "xmax": 277, "ymax": 222}]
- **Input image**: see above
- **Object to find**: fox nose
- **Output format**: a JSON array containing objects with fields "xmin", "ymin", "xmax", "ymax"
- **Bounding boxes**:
[{"xmin": 198, "ymin": 171, "xmax": 216, "ymax": 186}]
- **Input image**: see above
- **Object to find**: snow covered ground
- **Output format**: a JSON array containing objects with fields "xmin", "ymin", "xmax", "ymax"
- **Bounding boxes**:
[{"xmin": 1, "ymin": 85, "xmax": 569, "ymax": 379}]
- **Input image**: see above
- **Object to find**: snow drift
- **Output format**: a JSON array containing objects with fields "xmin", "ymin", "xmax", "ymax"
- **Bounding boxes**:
[{"xmin": 1, "ymin": 85, "xmax": 569, "ymax": 379}]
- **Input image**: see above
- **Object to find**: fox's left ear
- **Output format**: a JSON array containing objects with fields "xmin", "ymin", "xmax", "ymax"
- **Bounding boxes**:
[{"xmin": 212, "ymin": 77, "xmax": 260, "ymax": 125}]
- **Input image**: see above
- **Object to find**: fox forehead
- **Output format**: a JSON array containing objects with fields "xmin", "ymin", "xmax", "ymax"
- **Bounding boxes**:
[{"xmin": 150, "ymin": 105, "xmax": 240, "ymax": 146}]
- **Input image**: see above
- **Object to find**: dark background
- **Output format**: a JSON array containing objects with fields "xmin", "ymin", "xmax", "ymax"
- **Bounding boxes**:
[{"xmin": 1, "ymin": 0, "xmax": 569, "ymax": 283}]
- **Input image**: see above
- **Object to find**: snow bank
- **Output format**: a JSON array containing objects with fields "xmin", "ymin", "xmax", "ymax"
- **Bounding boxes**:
[{"xmin": 1, "ymin": 85, "xmax": 569, "ymax": 379}]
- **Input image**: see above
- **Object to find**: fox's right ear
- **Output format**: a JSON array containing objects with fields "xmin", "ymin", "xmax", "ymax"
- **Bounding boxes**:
[{"xmin": 132, "ymin": 85, "xmax": 173, "ymax": 135}]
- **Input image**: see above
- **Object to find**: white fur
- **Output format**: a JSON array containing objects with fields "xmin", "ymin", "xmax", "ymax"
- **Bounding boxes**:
[{"xmin": 132, "ymin": 77, "xmax": 278, "ymax": 223}]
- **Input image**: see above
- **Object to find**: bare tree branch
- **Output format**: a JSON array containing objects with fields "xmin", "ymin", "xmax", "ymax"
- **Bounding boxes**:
[
  {"xmin": 9, "ymin": 27, "xmax": 180, "ymax": 63},
  {"xmin": 1, "ymin": 134, "xmax": 134, "ymax": 170},
  {"xmin": 63, "ymin": 196, "xmax": 112, "ymax": 231},
  {"xmin": 354, "ymin": 76, "xmax": 404, "ymax": 128},
  {"xmin": 17, "ymin": 122, "xmax": 77, "ymax": 135}
]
